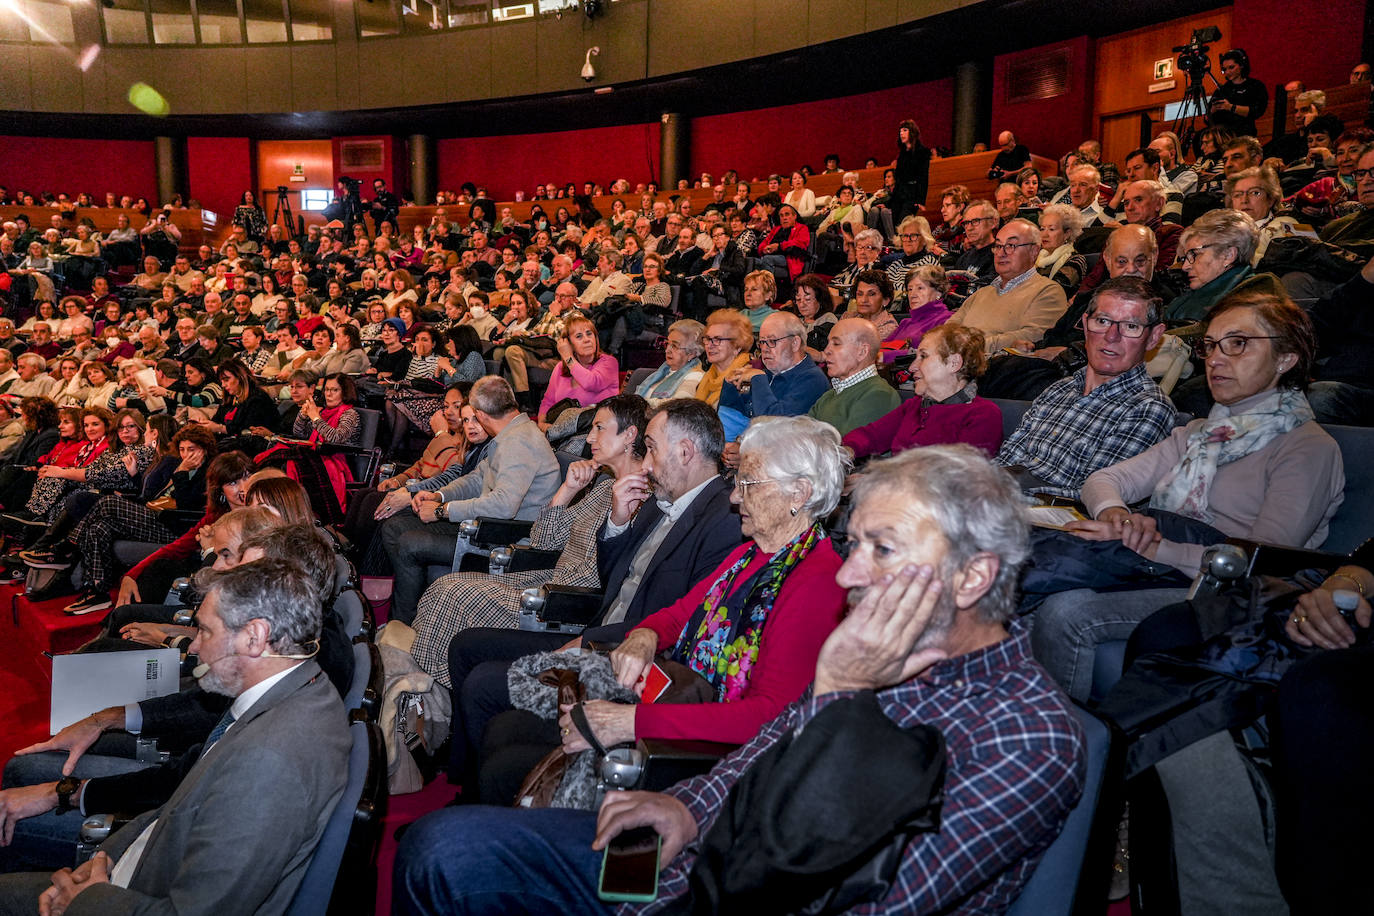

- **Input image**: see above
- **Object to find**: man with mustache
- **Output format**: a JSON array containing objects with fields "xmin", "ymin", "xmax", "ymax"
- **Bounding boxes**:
[{"xmin": 395, "ymin": 445, "xmax": 1086, "ymax": 915}]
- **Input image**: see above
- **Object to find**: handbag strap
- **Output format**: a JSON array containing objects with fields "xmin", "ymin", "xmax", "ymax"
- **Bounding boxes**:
[{"xmin": 568, "ymin": 703, "xmax": 609, "ymax": 758}]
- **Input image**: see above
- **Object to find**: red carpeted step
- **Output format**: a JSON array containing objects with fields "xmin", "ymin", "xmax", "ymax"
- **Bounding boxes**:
[{"xmin": 5, "ymin": 581, "xmax": 107, "ymax": 657}]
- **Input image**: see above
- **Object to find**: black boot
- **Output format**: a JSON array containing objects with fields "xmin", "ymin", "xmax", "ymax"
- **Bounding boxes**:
[{"xmin": 29, "ymin": 508, "xmax": 76, "ymax": 552}]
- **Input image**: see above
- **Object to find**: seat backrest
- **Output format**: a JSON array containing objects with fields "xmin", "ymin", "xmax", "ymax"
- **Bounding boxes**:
[
  {"xmin": 1319, "ymin": 423, "xmax": 1374, "ymax": 554},
  {"xmin": 283, "ymin": 719, "xmax": 375, "ymax": 916},
  {"xmin": 625, "ymin": 366, "xmax": 654, "ymax": 395},
  {"xmin": 986, "ymin": 397, "xmax": 1034, "ymax": 442},
  {"xmin": 333, "ymin": 587, "xmax": 368, "ymax": 642},
  {"xmin": 355, "ymin": 408, "xmax": 381, "ymax": 451},
  {"xmin": 1005, "ymin": 704, "xmax": 1114, "ymax": 916},
  {"xmin": 342, "ymin": 640, "xmax": 370, "ymax": 715}
]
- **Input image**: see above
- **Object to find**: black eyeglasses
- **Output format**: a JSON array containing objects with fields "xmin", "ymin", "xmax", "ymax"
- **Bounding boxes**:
[
  {"xmin": 1082, "ymin": 314, "xmax": 1156, "ymax": 339},
  {"xmin": 1193, "ymin": 334, "xmax": 1282, "ymax": 357},
  {"xmin": 1351, "ymin": 168, "xmax": 1374, "ymax": 182},
  {"xmin": 991, "ymin": 241, "xmax": 1037, "ymax": 254}
]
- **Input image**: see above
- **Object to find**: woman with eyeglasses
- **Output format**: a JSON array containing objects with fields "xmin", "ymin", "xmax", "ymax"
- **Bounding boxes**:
[
  {"xmin": 1042, "ymin": 289, "xmax": 1344, "ymax": 700},
  {"xmin": 635, "ymin": 319, "xmax": 706, "ymax": 407},
  {"xmin": 1224, "ymin": 165, "xmax": 1310, "ymax": 264},
  {"xmin": 473, "ymin": 415, "xmax": 848, "ymax": 806},
  {"xmin": 1166, "ymin": 209, "xmax": 1259, "ymax": 323},
  {"xmin": 695, "ymin": 308, "xmax": 755, "ymax": 407}
]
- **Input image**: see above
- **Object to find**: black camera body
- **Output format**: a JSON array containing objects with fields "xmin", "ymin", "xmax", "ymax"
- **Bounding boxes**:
[{"xmin": 1173, "ymin": 25, "xmax": 1223, "ymax": 77}]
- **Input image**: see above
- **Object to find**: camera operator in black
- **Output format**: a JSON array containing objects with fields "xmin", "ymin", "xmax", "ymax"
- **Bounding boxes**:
[
  {"xmin": 1209, "ymin": 49, "xmax": 1268, "ymax": 139},
  {"xmin": 369, "ymin": 178, "xmax": 401, "ymax": 234},
  {"xmin": 331, "ymin": 176, "xmax": 366, "ymax": 236}
]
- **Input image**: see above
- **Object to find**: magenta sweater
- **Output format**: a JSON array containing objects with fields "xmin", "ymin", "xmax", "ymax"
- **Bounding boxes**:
[
  {"xmin": 843, "ymin": 396, "xmax": 1004, "ymax": 459},
  {"xmin": 537, "ymin": 353, "xmax": 620, "ymax": 417}
]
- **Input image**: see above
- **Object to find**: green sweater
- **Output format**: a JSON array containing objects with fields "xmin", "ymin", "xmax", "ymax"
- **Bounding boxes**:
[{"xmin": 807, "ymin": 374, "xmax": 901, "ymax": 435}]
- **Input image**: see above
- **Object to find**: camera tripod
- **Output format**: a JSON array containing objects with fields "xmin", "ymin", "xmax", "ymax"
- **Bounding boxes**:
[
  {"xmin": 271, "ymin": 185, "xmax": 297, "ymax": 240},
  {"xmin": 1171, "ymin": 64, "xmax": 1222, "ymax": 154}
]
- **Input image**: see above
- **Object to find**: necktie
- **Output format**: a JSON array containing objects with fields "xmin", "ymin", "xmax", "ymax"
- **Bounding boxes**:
[{"xmin": 199, "ymin": 710, "xmax": 236, "ymax": 759}]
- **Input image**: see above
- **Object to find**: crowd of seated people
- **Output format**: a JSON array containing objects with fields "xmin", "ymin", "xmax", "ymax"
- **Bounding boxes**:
[{"xmin": 0, "ymin": 53, "xmax": 1369, "ymax": 913}]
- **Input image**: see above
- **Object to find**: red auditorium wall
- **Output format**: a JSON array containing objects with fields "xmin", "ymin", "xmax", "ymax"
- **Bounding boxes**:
[
  {"xmin": 688, "ymin": 80, "xmax": 956, "ymax": 180},
  {"xmin": 438, "ymin": 122, "xmax": 662, "ymax": 201},
  {"xmin": 990, "ymin": 36, "xmax": 1095, "ymax": 162},
  {"xmin": 187, "ymin": 137, "xmax": 254, "ymax": 218},
  {"xmin": 1231, "ymin": 0, "xmax": 1366, "ymax": 89},
  {"xmin": 0, "ymin": 136, "xmax": 156, "ymax": 203}
]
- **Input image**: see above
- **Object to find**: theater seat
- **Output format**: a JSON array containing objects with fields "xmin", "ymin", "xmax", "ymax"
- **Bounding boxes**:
[
  {"xmin": 283, "ymin": 719, "xmax": 387, "ymax": 916},
  {"xmin": 1005, "ymin": 704, "xmax": 1116, "ymax": 916}
]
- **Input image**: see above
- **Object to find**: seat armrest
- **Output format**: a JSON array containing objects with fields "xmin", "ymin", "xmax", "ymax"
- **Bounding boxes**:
[
  {"xmin": 461, "ymin": 516, "xmax": 535, "ymax": 548},
  {"xmin": 1226, "ymin": 538, "xmax": 1350, "ymax": 578},
  {"xmin": 490, "ymin": 545, "xmax": 562, "ymax": 575},
  {"xmin": 517, "ymin": 584, "xmax": 604, "ymax": 634},
  {"xmin": 636, "ymin": 737, "xmax": 740, "ymax": 792}
]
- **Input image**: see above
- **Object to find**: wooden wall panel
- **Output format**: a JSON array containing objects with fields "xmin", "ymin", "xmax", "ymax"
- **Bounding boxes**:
[
  {"xmin": 1094, "ymin": 7, "xmax": 1234, "ymax": 118},
  {"xmin": 255, "ymin": 139, "xmax": 333, "ymax": 194}
]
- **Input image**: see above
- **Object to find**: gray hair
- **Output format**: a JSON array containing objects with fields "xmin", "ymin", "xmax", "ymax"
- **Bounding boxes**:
[
  {"xmin": 18, "ymin": 353, "xmax": 46, "ymax": 372},
  {"xmin": 1039, "ymin": 203, "xmax": 1084, "ymax": 241},
  {"xmin": 854, "ymin": 228, "xmax": 884, "ymax": 250},
  {"xmin": 653, "ymin": 398, "xmax": 724, "ymax": 466},
  {"xmin": 238, "ymin": 522, "xmax": 338, "ymax": 602},
  {"xmin": 1130, "ymin": 179, "xmax": 1167, "ymax": 207},
  {"xmin": 1068, "ymin": 163, "xmax": 1101, "ymax": 185},
  {"xmin": 203, "ymin": 557, "xmax": 323, "ymax": 654},
  {"xmin": 1180, "ymin": 208, "xmax": 1259, "ymax": 270},
  {"xmin": 738, "ymin": 415, "xmax": 851, "ymax": 520},
  {"xmin": 850, "ymin": 445, "xmax": 1029, "ymax": 623},
  {"xmin": 1224, "ymin": 165, "xmax": 1281, "ymax": 205},
  {"xmin": 667, "ymin": 319, "xmax": 705, "ymax": 357},
  {"xmin": 469, "ymin": 375, "xmax": 519, "ymax": 417}
]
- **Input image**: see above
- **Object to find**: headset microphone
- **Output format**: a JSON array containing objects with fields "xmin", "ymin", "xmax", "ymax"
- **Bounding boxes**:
[{"xmin": 191, "ymin": 640, "xmax": 320, "ymax": 680}]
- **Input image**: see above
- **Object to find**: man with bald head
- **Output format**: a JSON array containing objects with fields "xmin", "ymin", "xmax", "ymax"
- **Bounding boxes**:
[
  {"xmin": 807, "ymin": 318, "xmax": 900, "ymax": 434},
  {"xmin": 989, "ymin": 130, "xmax": 1032, "ymax": 181},
  {"xmin": 502, "ymin": 281, "xmax": 582, "ymax": 411},
  {"xmin": 946, "ymin": 219, "xmax": 1068, "ymax": 354}
]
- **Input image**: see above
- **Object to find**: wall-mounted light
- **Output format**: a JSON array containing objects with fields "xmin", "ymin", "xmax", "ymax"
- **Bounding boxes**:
[{"xmin": 581, "ymin": 46, "xmax": 600, "ymax": 82}]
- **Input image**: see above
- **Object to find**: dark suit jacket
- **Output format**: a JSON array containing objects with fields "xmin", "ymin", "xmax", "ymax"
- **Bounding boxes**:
[
  {"xmin": 76, "ymin": 661, "xmax": 349, "ymax": 916},
  {"xmin": 583, "ymin": 475, "xmax": 742, "ymax": 642},
  {"xmin": 664, "ymin": 245, "xmax": 704, "ymax": 279}
]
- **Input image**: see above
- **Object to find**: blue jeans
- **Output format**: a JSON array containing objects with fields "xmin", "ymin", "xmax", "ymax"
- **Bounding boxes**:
[
  {"xmin": 0, "ymin": 750, "xmax": 151, "ymax": 873},
  {"xmin": 393, "ymin": 805, "xmax": 611, "ymax": 916}
]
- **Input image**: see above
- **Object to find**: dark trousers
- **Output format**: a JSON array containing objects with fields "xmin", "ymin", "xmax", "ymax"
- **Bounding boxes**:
[
  {"xmin": 445, "ymin": 627, "xmax": 567, "ymax": 788},
  {"xmin": 1270, "ymin": 644, "xmax": 1374, "ymax": 914}
]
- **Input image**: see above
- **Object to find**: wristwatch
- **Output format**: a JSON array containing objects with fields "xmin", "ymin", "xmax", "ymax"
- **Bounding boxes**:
[
  {"xmin": 433, "ymin": 503, "xmax": 446, "ymax": 522},
  {"xmin": 55, "ymin": 776, "xmax": 81, "ymax": 815}
]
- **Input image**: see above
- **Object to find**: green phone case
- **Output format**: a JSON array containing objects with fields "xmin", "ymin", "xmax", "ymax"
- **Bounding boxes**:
[{"xmin": 597, "ymin": 832, "xmax": 661, "ymax": 903}]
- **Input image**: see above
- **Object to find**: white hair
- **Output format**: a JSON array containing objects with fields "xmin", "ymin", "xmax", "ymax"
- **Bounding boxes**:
[
  {"xmin": 1040, "ymin": 203, "xmax": 1084, "ymax": 241},
  {"xmin": 738, "ymin": 415, "xmax": 851, "ymax": 520}
]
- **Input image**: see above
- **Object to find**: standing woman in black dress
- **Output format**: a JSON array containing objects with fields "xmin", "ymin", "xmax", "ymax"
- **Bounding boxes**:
[{"xmin": 890, "ymin": 119, "xmax": 933, "ymax": 223}]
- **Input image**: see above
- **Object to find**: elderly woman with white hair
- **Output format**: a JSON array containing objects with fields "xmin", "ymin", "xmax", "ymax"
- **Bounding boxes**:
[
  {"xmin": 1166, "ymin": 209, "xmax": 1259, "ymax": 323},
  {"xmin": 1036, "ymin": 203, "xmax": 1088, "ymax": 296},
  {"xmin": 554, "ymin": 414, "xmax": 850, "ymax": 756},
  {"xmin": 635, "ymin": 319, "xmax": 706, "ymax": 407},
  {"xmin": 832, "ymin": 227, "xmax": 886, "ymax": 293}
]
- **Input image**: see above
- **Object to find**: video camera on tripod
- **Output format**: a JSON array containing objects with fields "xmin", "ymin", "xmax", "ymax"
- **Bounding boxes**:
[{"xmin": 1173, "ymin": 25, "xmax": 1222, "ymax": 79}]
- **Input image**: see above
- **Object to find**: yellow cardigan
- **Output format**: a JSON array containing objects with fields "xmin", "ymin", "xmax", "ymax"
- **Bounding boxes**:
[{"xmin": 694, "ymin": 352, "xmax": 753, "ymax": 407}]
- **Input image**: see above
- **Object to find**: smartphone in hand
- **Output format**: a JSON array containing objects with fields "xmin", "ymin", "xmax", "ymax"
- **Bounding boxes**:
[{"xmin": 598, "ymin": 826, "xmax": 661, "ymax": 903}]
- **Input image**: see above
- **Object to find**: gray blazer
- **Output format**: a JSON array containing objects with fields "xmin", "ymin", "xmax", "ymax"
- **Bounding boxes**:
[
  {"xmin": 436, "ymin": 412, "xmax": 561, "ymax": 525},
  {"xmin": 73, "ymin": 661, "xmax": 349, "ymax": 916}
]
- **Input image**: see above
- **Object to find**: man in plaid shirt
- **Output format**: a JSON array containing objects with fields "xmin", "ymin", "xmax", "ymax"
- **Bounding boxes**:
[
  {"xmin": 995, "ymin": 277, "xmax": 1177, "ymax": 498},
  {"xmin": 394, "ymin": 446, "xmax": 1086, "ymax": 916}
]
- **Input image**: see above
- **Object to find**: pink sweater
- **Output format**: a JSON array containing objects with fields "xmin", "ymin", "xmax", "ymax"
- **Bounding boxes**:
[
  {"xmin": 632, "ymin": 539, "xmax": 846, "ymax": 744},
  {"xmin": 537, "ymin": 353, "xmax": 620, "ymax": 418}
]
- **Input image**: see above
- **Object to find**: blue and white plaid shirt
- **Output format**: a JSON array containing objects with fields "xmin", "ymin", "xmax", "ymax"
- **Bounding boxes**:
[
  {"xmin": 994, "ymin": 363, "xmax": 1176, "ymax": 497},
  {"xmin": 626, "ymin": 625, "xmax": 1086, "ymax": 915}
]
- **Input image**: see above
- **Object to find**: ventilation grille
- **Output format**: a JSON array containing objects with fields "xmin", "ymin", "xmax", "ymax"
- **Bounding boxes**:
[
  {"xmin": 1004, "ymin": 47, "xmax": 1072, "ymax": 104},
  {"xmin": 340, "ymin": 140, "xmax": 385, "ymax": 171}
]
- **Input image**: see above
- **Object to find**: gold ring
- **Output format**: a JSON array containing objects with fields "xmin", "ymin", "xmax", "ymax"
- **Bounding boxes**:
[
  {"xmin": 561, "ymin": 727, "xmax": 569, "ymax": 736},
  {"xmin": 1122, "ymin": 518, "xmax": 1133, "ymax": 526},
  {"xmin": 1293, "ymin": 614, "xmax": 1306, "ymax": 625}
]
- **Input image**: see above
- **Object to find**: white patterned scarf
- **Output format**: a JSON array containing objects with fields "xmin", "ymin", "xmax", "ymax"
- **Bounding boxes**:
[{"xmin": 1150, "ymin": 387, "xmax": 1313, "ymax": 523}]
